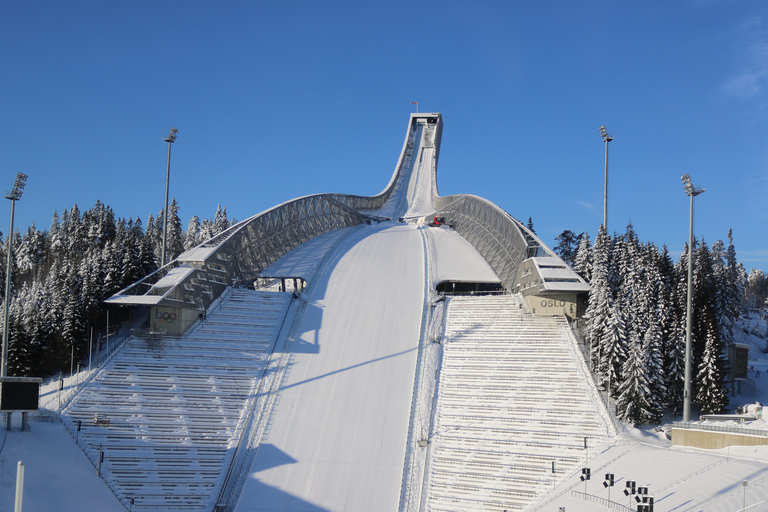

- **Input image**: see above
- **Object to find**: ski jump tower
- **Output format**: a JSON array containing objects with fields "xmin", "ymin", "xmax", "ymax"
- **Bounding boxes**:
[{"xmin": 107, "ymin": 113, "xmax": 588, "ymax": 332}]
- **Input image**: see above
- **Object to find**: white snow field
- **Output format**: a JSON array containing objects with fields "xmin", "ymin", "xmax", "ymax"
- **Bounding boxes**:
[
  {"xmin": 2, "ymin": 112, "xmax": 768, "ymax": 512},
  {"xmin": 236, "ymin": 222, "xmax": 426, "ymax": 511}
]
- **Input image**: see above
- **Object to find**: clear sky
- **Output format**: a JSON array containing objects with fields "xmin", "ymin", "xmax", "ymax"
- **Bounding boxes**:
[{"xmin": 0, "ymin": 1, "xmax": 766, "ymax": 271}]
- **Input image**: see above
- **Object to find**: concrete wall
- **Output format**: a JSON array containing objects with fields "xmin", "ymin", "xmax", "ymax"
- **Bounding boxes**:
[
  {"xmin": 671, "ymin": 427, "xmax": 768, "ymax": 449},
  {"xmin": 150, "ymin": 306, "xmax": 201, "ymax": 335},
  {"xmin": 524, "ymin": 293, "xmax": 579, "ymax": 318}
]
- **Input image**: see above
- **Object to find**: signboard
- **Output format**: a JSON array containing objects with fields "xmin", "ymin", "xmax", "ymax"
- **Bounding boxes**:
[
  {"xmin": 0, "ymin": 377, "xmax": 42, "ymax": 412},
  {"xmin": 729, "ymin": 344, "xmax": 750, "ymax": 380}
]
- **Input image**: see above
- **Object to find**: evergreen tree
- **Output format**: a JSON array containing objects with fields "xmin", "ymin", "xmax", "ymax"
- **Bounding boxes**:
[
  {"xmin": 526, "ymin": 216, "xmax": 535, "ymax": 233},
  {"xmin": 554, "ymin": 230, "xmax": 579, "ymax": 266},
  {"xmin": 616, "ymin": 329, "xmax": 659, "ymax": 425},
  {"xmin": 584, "ymin": 227, "xmax": 611, "ymax": 377},
  {"xmin": 695, "ymin": 316, "xmax": 729, "ymax": 414},
  {"xmin": 199, "ymin": 218, "xmax": 215, "ymax": 243},
  {"xmin": 572, "ymin": 233, "xmax": 592, "ymax": 283},
  {"xmin": 603, "ymin": 299, "xmax": 628, "ymax": 396},
  {"xmin": 166, "ymin": 198, "xmax": 184, "ymax": 260},
  {"xmin": 184, "ymin": 215, "xmax": 201, "ymax": 250}
]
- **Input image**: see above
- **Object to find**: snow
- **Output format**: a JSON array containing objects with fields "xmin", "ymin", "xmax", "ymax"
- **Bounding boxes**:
[
  {"xmin": 236, "ymin": 223, "xmax": 425, "ymax": 511},
  {"xmin": 104, "ymin": 294, "xmax": 165, "ymax": 305},
  {"xmin": 0, "ymin": 421, "xmax": 126, "ymax": 512},
  {"xmin": 423, "ymin": 226, "xmax": 500, "ymax": 287},
  {"xmin": 151, "ymin": 266, "xmax": 196, "ymax": 289},
  {"xmin": 177, "ymin": 246, "xmax": 219, "ymax": 262}
]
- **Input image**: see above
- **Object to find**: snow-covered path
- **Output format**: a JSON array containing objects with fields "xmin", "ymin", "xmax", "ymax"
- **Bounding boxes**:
[{"xmin": 235, "ymin": 223, "xmax": 427, "ymax": 511}]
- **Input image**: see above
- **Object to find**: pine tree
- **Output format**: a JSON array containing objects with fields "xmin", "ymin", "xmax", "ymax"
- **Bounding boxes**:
[
  {"xmin": 603, "ymin": 298, "xmax": 628, "ymax": 396},
  {"xmin": 166, "ymin": 198, "xmax": 184, "ymax": 260},
  {"xmin": 585, "ymin": 227, "xmax": 611, "ymax": 378},
  {"xmin": 554, "ymin": 230, "xmax": 579, "ymax": 266},
  {"xmin": 526, "ymin": 216, "xmax": 535, "ymax": 233},
  {"xmin": 213, "ymin": 205, "xmax": 230, "ymax": 235},
  {"xmin": 695, "ymin": 316, "xmax": 729, "ymax": 414},
  {"xmin": 184, "ymin": 215, "xmax": 201, "ymax": 250},
  {"xmin": 572, "ymin": 233, "xmax": 592, "ymax": 283},
  {"xmin": 616, "ymin": 330, "xmax": 659, "ymax": 425}
]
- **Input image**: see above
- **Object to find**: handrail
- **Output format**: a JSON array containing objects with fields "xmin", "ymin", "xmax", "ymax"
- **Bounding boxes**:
[{"xmin": 671, "ymin": 421, "xmax": 768, "ymax": 437}]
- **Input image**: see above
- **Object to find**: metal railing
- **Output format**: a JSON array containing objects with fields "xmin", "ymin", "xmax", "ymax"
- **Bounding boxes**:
[{"xmin": 672, "ymin": 421, "xmax": 768, "ymax": 437}]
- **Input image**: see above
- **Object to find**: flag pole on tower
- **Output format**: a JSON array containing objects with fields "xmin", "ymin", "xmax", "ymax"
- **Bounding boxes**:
[{"xmin": 410, "ymin": 101, "xmax": 418, "ymax": 113}]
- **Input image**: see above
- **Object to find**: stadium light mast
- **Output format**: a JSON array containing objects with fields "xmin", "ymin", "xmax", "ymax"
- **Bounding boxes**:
[
  {"xmin": 1, "ymin": 172, "xmax": 27, "ymax": 377},
  {"xmin": 161, "ymin": 127, "xmax": 178, "ymax": 267},
  {"xmin": 682, "ymin": 173, "xmax": 705, "ymax": 422},
  {"xmin": 599, "ymin": 126, "xmax": 614, "ymax": 233}
]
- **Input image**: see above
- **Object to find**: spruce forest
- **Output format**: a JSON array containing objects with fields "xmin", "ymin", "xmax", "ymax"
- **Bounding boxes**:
[
  {"xmin": 556, "ymin": 224, "xmax": 768, "ymax": 426},
  {"xmin": 3, "ymin": 199, "xmax": 234, "ymax": 378}
]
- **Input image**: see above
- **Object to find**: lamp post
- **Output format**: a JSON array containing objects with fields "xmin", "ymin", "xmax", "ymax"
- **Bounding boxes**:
[
  {"xmin": 682, "ymin": 173, "xmax": 705, "ymax": 422},
  {"xmin": 599, "ymin": 126, "xmax": 613, "ymax": 233},
  {"xmin": 161, "ymin": 127, "xmax": 178, "ymax": 267},
  {"xmin": 1, "ymin": 172, "xmax": 27, "ymax": 378}
]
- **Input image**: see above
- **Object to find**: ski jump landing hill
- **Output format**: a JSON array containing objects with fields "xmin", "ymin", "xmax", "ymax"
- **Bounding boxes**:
[{"xmin": 87, "ymin": 113, "xmax": 602, "ymax": 512}]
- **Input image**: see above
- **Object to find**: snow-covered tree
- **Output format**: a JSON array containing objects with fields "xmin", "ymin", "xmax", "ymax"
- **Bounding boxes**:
[
  {"xmin": 571, "ymin": 232, "xmax": 592, "ymax": 283},
  {"xmin": 695, "ymin": 316, "xmax": 729, "ymax": 414},
  {"xmin": 184, "ymin": 215, "xmax": 201, "ymax": 251}
]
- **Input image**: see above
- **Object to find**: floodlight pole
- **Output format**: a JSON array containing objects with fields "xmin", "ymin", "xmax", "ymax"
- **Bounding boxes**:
[
  {"xmin": 161, "ymin": 127, "xmax": 178, "ymax": 268},
  {"xmin": 600, "ymin": 126, "xmax": 613, "ymax": 233},
  {"xmin": 682, "ymin": 173, "xmax": 705, "ymax": 422},
  {"xmin": 1, "ymin": 172, "xmax": 27, "ymax": 378}
]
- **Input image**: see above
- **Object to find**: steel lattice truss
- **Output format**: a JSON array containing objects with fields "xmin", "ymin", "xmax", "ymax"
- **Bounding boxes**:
[
  {"xmin": 207, "ymin": 193, "xmax": 382, "ymax": 286},
  {"xmin": 435, "ymin": 194, "xmax": 553, "ymax": 292},
  {"xmin": 109, "ymin": 193, "xmax": 384, "ymax": 311}
]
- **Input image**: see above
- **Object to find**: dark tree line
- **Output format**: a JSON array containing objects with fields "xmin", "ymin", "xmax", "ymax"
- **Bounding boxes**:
[
  {"xmin": 558, "ymin": 224, "xmax": 743, "ymax": 426},
  {"xmin": 3, "ymin": 200, "xmax": 233, "ymax": 378}
]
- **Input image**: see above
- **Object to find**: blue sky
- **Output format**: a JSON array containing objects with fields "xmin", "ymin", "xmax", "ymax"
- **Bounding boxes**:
[{"xmin": 1, "ymin": 1, "xmax": 766, "ymax": 271}]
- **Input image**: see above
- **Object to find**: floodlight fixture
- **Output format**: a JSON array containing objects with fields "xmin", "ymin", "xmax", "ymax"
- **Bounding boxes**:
[
  {"xmin": 600, "ymin": 125, "xmax": 614, "ymax": 143},
  {"xmin": 682, "ymin": 173, "xmax": 706, "ymax": 422},
  {"xmin": 4, "ymin": 172, "xmax": 27, "ymax": 201},
  {"xmin": 164, "ymin": 127, "xmax": 178, "ymax": 144},
  {"xmin": 161, "ymin": 127, "xmax": 179, "ymax": 267},
  {"xmin": 681, "ymin": 173, "xmax": 705, "ymax": 197},
  {"xmin": 599, "ymin": 126, "xmax": 614, "ymax": 232},
  {"xmin": 1, "ymin": 172, "xmax": 29, "ymax": 378}
]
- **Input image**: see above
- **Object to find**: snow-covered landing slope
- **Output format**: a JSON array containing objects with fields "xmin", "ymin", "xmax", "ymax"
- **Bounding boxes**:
[
  {"xmin": 235, "ymin": 223, "xmax": 426, "ymax": 512},
  {"xmin": 422, "ymin": 295, "xmax": 615, "ymax": 512},
  {"xmin": 60, "ymin": 289, "xmax": 292, "ymax": 511}
]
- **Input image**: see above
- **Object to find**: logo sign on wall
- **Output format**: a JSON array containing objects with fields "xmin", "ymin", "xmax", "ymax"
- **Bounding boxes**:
[{"xmin": 156, "ymin": 311, "xmax": 177, "ymax": 324}]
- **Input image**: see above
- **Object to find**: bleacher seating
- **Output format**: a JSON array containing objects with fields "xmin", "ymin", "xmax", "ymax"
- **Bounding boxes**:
[
  {"xmin": 61, "ymin": 289, "xmax": 292, "ymax": 511},
  {"xmin": 423, "ymin": 295, "xmax": 613, "ymax": 512}
]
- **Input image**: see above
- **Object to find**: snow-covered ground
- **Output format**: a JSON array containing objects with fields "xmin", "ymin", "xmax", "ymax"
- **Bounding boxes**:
[{"xmin": 535, "ymin": 317, "xmax": 768, "ymax": 512}]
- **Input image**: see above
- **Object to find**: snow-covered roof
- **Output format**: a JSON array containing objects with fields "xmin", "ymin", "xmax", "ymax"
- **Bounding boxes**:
[
  {"xmin": 538, "ymin": 281, "xmax": 591, "ymax": 293},
  {"xmin": 104, "ymin": 295, "xmax": 164, "ymax": 305},
  {"xmin": 530, "ymin": 256, "xmax": 568, "ymax": 268},
  {"xmin": 538, "ymin": 266, "xmax": 577, "ymax": 280},
  {"xmin": 177, "ymin": 246, "xmax": 218, "ymax": 262},
  {"xmin": 151, "ymin": 267, "xmax": 195, "ymax": 289}
]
